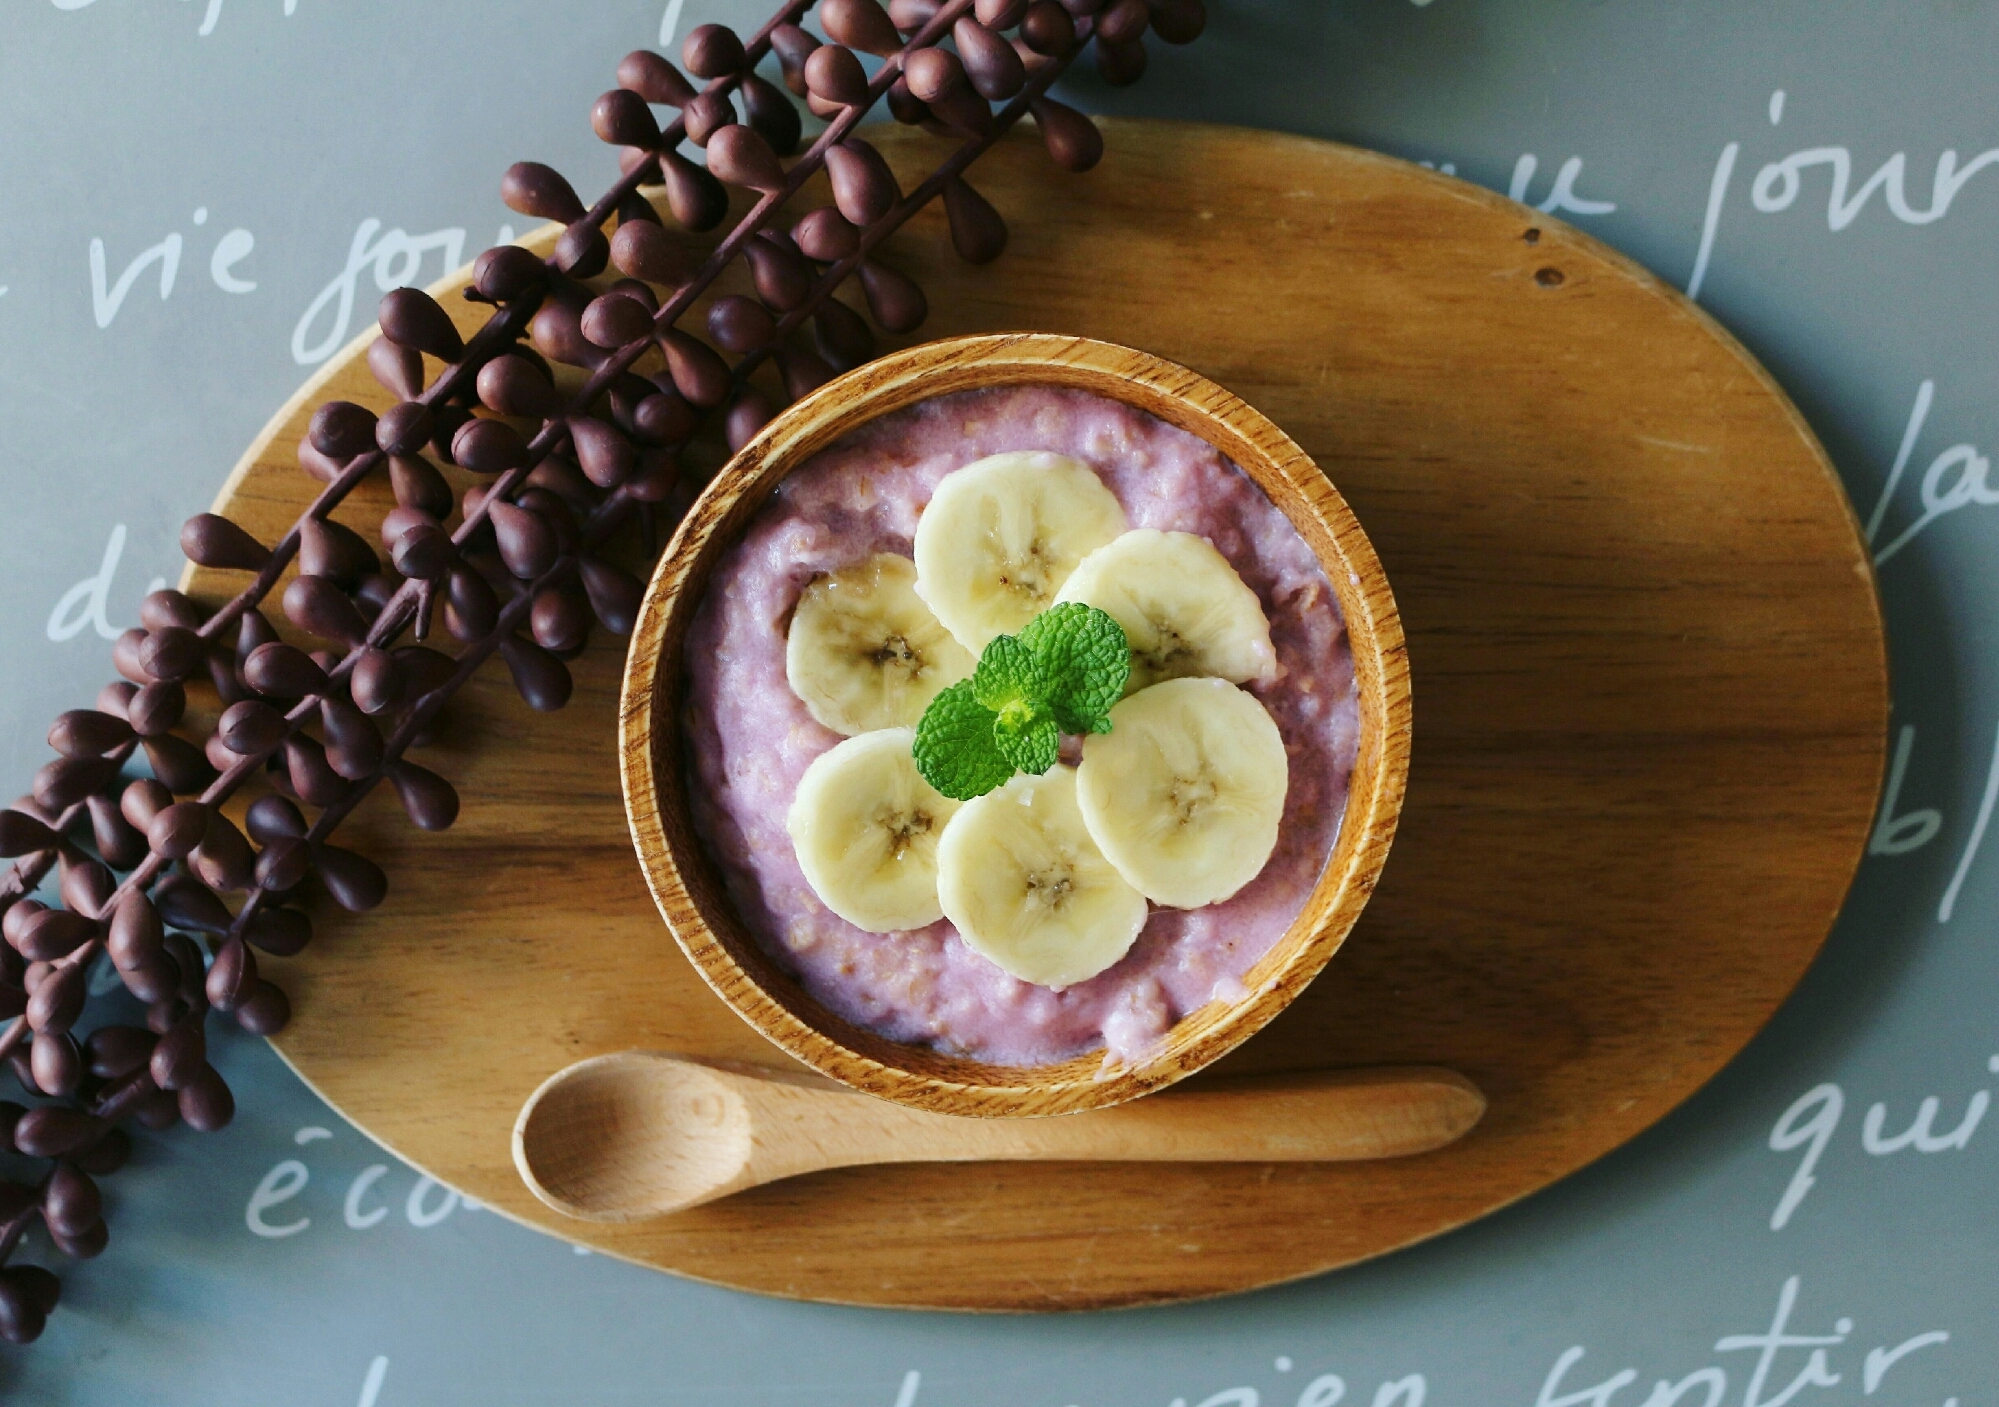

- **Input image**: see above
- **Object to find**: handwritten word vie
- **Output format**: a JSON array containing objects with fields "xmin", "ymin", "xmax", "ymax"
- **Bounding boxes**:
[{"xmin": 89, "ymin": 206, "xmax": 257, "ymax": 328}]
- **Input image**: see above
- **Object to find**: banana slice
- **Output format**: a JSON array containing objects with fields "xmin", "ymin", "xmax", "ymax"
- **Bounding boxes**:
[
  {"xmin": 913, "ymin": 451, "xmax": 1128, "ymax": 652},
  {"xmin": 787, "ymin": 729, "xmax": 963, "ymax": 933},
  {"xmin": 786, "ymin": 554, "xmax": 975, "ymax": 736},
  {"xmin": 1076, "ymin": 677, "xmax": 1289, "ymax": 909},
  {"xmin": 1055, "ymin": 529, "xmax": 1276, "ymax": 693},
  {"xmin": 936, "ymin": 766, "xmax": 1149, "ymax": 989}
]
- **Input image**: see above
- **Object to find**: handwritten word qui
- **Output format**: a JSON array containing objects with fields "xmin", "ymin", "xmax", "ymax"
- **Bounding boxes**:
[
  {"xmin": 1534, "ymin": 1276, "xmax": 1956, "ymax": 1407},
  {"xmin": 244, "ymin": 1126, "xmax": 478, "ymax": 1238},
  {"xmin": 1765, "ymin": 1056, "xmax": 1995, "ymax": 1232},
  {"xmin": 90, "ymin": 207, "xmax": 256, "ymax": 329},
  {"xmin": 1688, "ymin": 87, "xmax": 1999, "ymax": 299}
]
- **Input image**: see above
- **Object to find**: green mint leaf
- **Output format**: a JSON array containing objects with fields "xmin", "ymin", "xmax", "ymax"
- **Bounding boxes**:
[
  {"xmin": 1019, "ymin": 602, "xmax": 1130, "ymax": 735},
  {"xmin": 993, "ymin": 709, "xmax": 1059, "ymax": 775},
  {"xmin": 971, "ymin": 634, "xmax": 1047, "ymax": 717},
  {"xmin": 912, "ymin": 681, "xmax": 1014, "ymax": 801}
]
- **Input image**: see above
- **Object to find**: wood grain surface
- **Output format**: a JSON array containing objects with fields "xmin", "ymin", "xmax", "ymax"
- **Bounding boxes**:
[
  {"xmin": 191, "ymin": 120, "xmax": 1887, "ymax": 1310},
  {"xmin": 622, "ymin": 334, "xmax": 1411, "ymax": 1117}
]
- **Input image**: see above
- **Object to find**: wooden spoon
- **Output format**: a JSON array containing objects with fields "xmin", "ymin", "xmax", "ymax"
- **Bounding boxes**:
[{"xmin": 513, "ymin": 1053, "xmax": 1486, "ymax": 1223}]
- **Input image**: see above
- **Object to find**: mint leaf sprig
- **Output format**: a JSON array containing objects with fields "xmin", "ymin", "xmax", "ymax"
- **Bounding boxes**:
[{"xmin": 912, "ymin": 603, "xmax": 1130, "ymax": 801}]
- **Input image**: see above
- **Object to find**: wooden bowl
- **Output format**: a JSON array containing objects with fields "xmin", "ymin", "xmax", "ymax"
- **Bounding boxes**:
[{"xmin": 620, "ymin": 333, "xmax": 1411, "ymax": 1117}]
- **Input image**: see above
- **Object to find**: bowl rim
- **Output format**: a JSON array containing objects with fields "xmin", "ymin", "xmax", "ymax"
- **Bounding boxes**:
[{"xmin": 620, "ymin": 332, "xmax": 1411, "ymax": 1117}]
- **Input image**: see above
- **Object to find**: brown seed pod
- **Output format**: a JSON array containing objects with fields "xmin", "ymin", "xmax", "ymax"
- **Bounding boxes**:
[
  {"xmin": 777, "ymin": 344, "xmax": 838, "ymax": 401},
  {"xmin": 706, "ymin": 123, "xmax": 786, "ymax": 194},
  {"xmin": 659, "ymin": 150, "xmax": 730, "ymax": 231},
  {"xmin": 944, "ymin": 177, "xmax": 1009, "ymax": 263},
  {"xmin": 389, "ymin": 454, "xmax": 454, "ymax": 517},
  {"xmin": 374, "ymin": 400, "xmax": 435, "ymax": 458},
  {"xmin": 826, "ymin": 141, "xmax": 900, "ymax": 227},
  {"xmin": 745, "ymin": 235, "xmax": 813, "ymax": 311},
  {"xmin": 472, "ymin": 244, "xmax": 548, "ymax": 302},
  {"xmin": 794, "ymin": 205, "xmax": 863, "ymax": 262},
  {"xmin": 707, "ymin": 294, "xmax": 777, "ymax": 354},
  {"xmin": 1095, "ymin": 34, "xmax": 1147, "ymax": 85},
  {"xmin": 501, "ymin": 162, "xmax": 586, "ymax": 223},
  {"xmin": 235, "ymin": 980, "xmax": 292, "ymax": 1035},
  {"xmin": 805, "ymin": 43, "xmax": 870, "ymax": 105},
  {"xmin": 682, "ymin": 90, "xmax": 736, "ymax": 147},
  {"xmin": 1150, "ymin": 0, "xmax": 1205, "ymax": 44},
  {"xmin": 243, "ymin": 642, "xmax": 329, "ymax": 699},
  {"xmin": 386, "ymin": 760, "xmax": 460, "ymax": 832},
  {"xmin": 659, "ymin": 329, "xmax": 732, "ymax": 408},
  {"xmin": 118, "ymin": 780, "xmax": 171, "ymax": 837},
  {"xmin": 180, "ymin": 513, "xmax": 271, "ymax": 572},
  {"xmin": 177, "ymin": 1064, "xmax": 235, "ymax": 1133},
  {"xmin": 320, "ymin": 697, "xmax": 384, "ymax": 780},
  {"xmin": 617, "ymin": 48, "xmax": 696, "ymax": 106},
  {"xmin": 742, "ymin": 73, "xmax": 802, "ymax": 157},
  {"xmin": 137, "ymin": 627, "xmax": 203, "ymax": 683},
  {"xmin": 528, "ymin": 300, "xmax": 605, "ymax": 372},
  {"xmin": 976, "ymin": 0, "xmax": 1029, "ymax": 26},
  {"xmin": 769, "ymin": 24, "xmax": 820, "ymax": 96},
  {"xmin": 490, "ymin": 502, "xmax": 559, "ymax": 580},
  {"xmin": 253, "ymin": 835, "xmax": 312, "ymax": 894},
  {"xmin": 10, "ymin": 1106, "xmax": 103, "ymax": 1158},
  {"xmin": 859, "ymin": 259, "xmax": 929, "ymax": 332},
  {"xmin": 579, "ymin": 558, "xmax": 644, "ymax": 635},
  {"xmin": 500, "ymin": 636, "xmax": 574, "ymax": 712},
  {"xmin": 1020, "ymin": 0, "xmax": 1076, "ymax": 54},
  {"xmin": 904, "ymin": 46, "xmax": 967, "ymax": 104},
  {"xmin": 554, "ymin": 220, "xmax": 612, "ymax": 279},
  {"xmin": 84, "ymin": 1024, "xmax": 155, "ymax": 1081},
  {"xmin": 0, "ymin": 811, "xmax": 57, "ymax": 860},
  {"xmin": 193, "ymin": 812, "xmax": 257, "ymax": 892},
  {"xmin": 316, "ymin": 844, "xmax": 388, "ymax": 913},
  {"xmin": 34, "ymin": 757, "xmax": 121, "ymax": 812},
  {"xmin": 299, "ymin": 517, "xmax": 380, "ymax": 586},
  {"xmin": 282, "ymin": 574, "xmax": 369, "ymax": 645},
  {"xmin": 955, "ymin": 16, "xmax": 1027, "ymax": 99},
  {"xmin": 725, "ymin": 387, "xmax": 776, "ymax": 452},
  {"xmin": 283, "ymin": 735, "xmax": 347, "ymax": 809},
  {"xmin": 821, "ymin": 0, "xmax": 902, "ymax": 56},
  {"xmin": 244, "ymin": 906, "xmax": 311, "ymax": 958},
  {"xmin": 889, "ymin": 0, "xmax": 941, "ymax": 30},
  {"xmin": 376, "ymin": 287, "xmax": 464, "ymax": 359},
  {"xmin": 814, "ymin": 295, "xmax": 877, "ymax": 370},
  {"xmin": 30, "ymin": 1032, "xmax": 81, "ymax": 1098},
  {"xmin": 529, "ymin": 587, "xmax": 593, "ymax": 655},
  {"xmin": 452, "ymin": 417, "xmax": 531, "ymax": 475},
  {"xmin": 580, "ymin": 293, "xmax": 656, "ymax": 350},
  {"xmin": 141, "ymin": 733, "xmax": 216, "ymax": 795},
  {"xmin": 157, "ymin": 877, "xmax": 232, "ymax": 937},
  {"xmin": 367, "ymin": 336, "xmax": 426, "ymax": 400},
  {"xmin": 58, "ymin": 854, "xmax": 115, "ymax": 919},
  {"xmin": 682, "ymin": 21, "xmax": 746, "ymax": 77},
  {"xmin": 308, "ymin": 401, "xmax": 379, "ymax": 459},
  {"xmin": 609, "ymin": 219, "xmax": 693, "ymax": 286},
  {"xmin": 205, "ymin": 936, "xmax": 257, "ymax": 1012},
  {"xmin": 1032, "ymin": 96, "xmax": 1103, "ymax": 170},
  {"xmin": 570, "ymin": 417, "xmax": 636, "ymax": 489},
  {"xmin": 592, "ymin": 87, "xmax": 661, "ymax": 148},
  {"xmin": 86, "ymin": 794, "xmax": 146, "ymax": 869}
]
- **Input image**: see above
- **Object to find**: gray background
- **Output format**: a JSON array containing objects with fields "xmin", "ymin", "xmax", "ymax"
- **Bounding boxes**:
[{"xmin": 1, "ymin": 1, "xmax": 1993, "ymax": 1402}]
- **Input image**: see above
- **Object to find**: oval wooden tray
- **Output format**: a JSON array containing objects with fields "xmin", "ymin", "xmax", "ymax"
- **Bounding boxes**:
[{"xmin": 195, "ymin": 120, "xmax": 1886, "ymax": 1311}]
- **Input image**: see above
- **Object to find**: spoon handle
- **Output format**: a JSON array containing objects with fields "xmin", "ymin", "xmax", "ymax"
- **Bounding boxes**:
[{"xmin": 840, "ymin": 1067, "xmax": 1485, "ymax": 1167}]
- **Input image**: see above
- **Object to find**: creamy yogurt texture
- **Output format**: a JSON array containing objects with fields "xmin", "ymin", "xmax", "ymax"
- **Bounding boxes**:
[{"xmin": 683, "ymin": 385, "xmax": 1359, "ymax": 1066}]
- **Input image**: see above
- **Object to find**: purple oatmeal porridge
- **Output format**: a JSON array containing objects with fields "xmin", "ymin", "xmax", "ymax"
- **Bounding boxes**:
[{"xmin": 682, "ymin": 384, "xmax": 1359, "ymax": 1066}]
